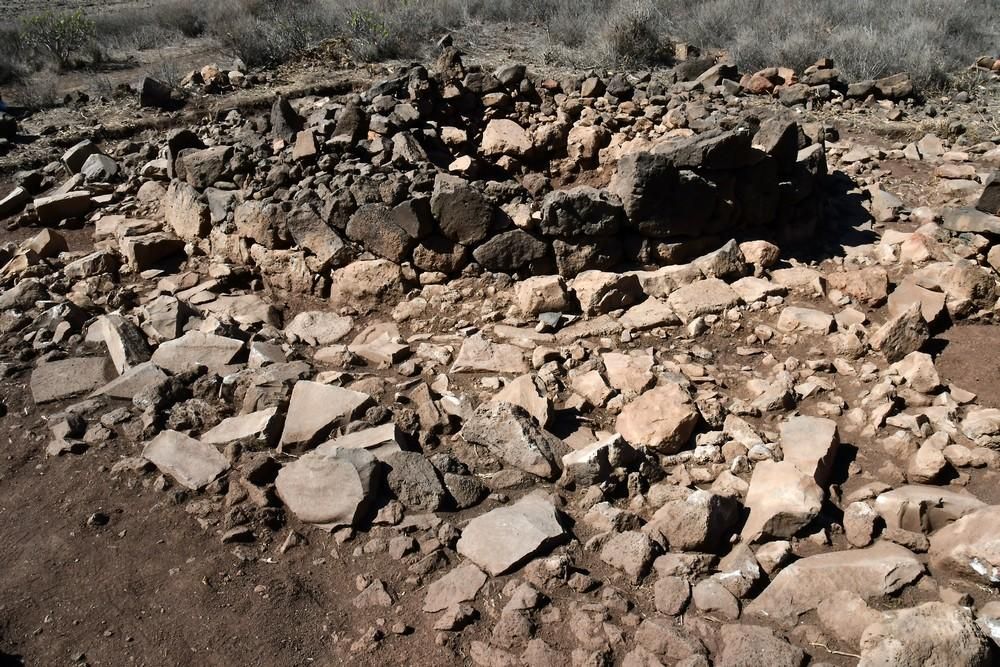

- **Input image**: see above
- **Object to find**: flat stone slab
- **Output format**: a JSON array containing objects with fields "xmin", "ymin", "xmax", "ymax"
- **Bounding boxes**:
[
  {"xmin": 275, "ymin": 447, "xmax": 378, "ymax": 530},
  {"xmin": 91, "ymin": 361, "xmax": 167, "ymax": 400},
  {"xmin": 284, "ymin": 311, "xmax": 354, "ymax": 345},
  {"xmin": 666, "ymin": 279, "xmax": 741, "ymax": 322},
  {"xmin": 423, "ymin": 563, "xmax": 488, "ymax": 612},
  {"xmin": 200, "ymin": 407, "xmax": 282, "ymax": 447},
  {"xmin": 151, "ymin": 331, "xmax": 244, "ymax": 373},
  {"xmin": 450, "ymin": 334, "xmax": 529, "ymax": 374},
  {"xmin": 874, "ymin": 484, "xmax": 987, "ymax": 533},
  {"xmin": 279, "ymin": 381, "xmax": 373, "ymax": 452},
  {"xmin": 31, "ymin": 357, "xmax": 113, "ymax": 404},
  {"xmin": 456, "ymin": 494, "xmax": 567, "ymax": 575},
  {"xmin": 779, "ymin": 415, "xmax": 839, "ymax": 484},
  {"xmin": 142, "ymin": 430, "xmax": 229, "ymax": 490},
  {"xmin": 746, "ymin": 542, "xmax": 924, "ymax": 627},
  {"xmin": 314, "ymin": 423, "xmax": 405, "ymax": 461}
]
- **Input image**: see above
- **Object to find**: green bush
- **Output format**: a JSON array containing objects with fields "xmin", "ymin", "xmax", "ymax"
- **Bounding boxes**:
[{"xmin": 20, "ymin": 9, "xmax": 96, "ymax": 70}]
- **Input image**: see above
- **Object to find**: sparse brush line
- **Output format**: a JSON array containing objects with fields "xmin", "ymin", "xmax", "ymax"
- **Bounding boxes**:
[{"xmin": 1, "ymin": 0, "xmax": 996, "ymax": 93}]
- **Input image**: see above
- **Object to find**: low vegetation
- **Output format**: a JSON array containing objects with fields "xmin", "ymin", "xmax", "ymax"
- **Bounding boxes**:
[{"xmin": 1, "ymin": 0, "xmax": 996, "ymax": 89}]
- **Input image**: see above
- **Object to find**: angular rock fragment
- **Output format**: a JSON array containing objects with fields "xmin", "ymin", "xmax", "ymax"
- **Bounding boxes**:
[
  {"xmin": 151, "ymin": 331, "xmax": 244, "ymax": 374},
  {"xmin": 858, "ymin": 602, "xmax": 993, "ymax": 667},
  {"xmin": 200, "ymin": 407, "xmax": 283, "ymax": 448},
  {"xmin": 741, "ymin": 460, "xmax": 823, "ymax": 542},
  {"xmin": 929, "ymin": 505, "xmax": 1000, "ymax": 585},
  {"xmin": 460, "ymin": 402, "xmax": 562, "ymax": 479},
  {"xmin": 142, "ymin": 430, "xmax": 229, "ymax": 490},
  {"xmin": 278, "ymin": 381, "xmax": 372, "ymax": 452},
  {"xmin": 31, "ymin": 357, "xmax": 112, "ymax": 404},
  {"xmin": 456, "ymin": 494, "xmax": 566, "ymax": 575},
  {"xmin": 423, "ymin": 563, "xmax": 488, "ymax": 612},
  {"xmin": 746, "ymin": 542, "xmax": 924, "ymax": 626},
  {"xmin": 275, "ymin": 447, "xmax": 379, "ymax": 530},
  {"xmin": 451, "ymin": 334, "xmax": 529, "ymax": 374},
  {"xmin": 616, "ymin": 383, "xmax": 699, "ymax": 453}
]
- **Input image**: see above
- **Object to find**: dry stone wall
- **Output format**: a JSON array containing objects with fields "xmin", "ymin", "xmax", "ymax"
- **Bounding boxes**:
[{"xmin": 156, "ymin": 52, "xmax": 829, "ymax": 303}]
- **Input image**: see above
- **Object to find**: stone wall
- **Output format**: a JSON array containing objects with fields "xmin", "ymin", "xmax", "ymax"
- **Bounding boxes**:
[{"xmin": 157, "ymin": 55, "xmax": 829, "ymax": 301}]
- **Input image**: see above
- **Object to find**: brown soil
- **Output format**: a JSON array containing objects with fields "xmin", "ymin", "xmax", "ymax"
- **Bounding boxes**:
[{"xmin": 935, "ymin": 324, "xmax": 1000, "ymax": 408}]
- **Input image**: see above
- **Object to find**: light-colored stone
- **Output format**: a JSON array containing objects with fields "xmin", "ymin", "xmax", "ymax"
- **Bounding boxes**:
[
  {"xmin": 275, "ymin": 446, "xmax": 379, "ymax": 530},
  {"xmin": 456, "ymin": 494, "xmax": 566, "ymax": 575},
  {"xmin": 278, "ymin": 381, "xmax": 373, "ymax": 452},
  {"xmin": 747, "ymin": 542, "xmax": 924, "ymax": 627},
  {"xmin": 142, "ymin": 430, "xmax": 229, "ymax": 490},
  {"xmin": 616, "ymin": 383, "xmax": 699, "ymax": 453}
]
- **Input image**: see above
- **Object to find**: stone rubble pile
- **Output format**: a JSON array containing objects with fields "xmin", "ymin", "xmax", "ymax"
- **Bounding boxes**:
[{"xmin": 2, "ymin": 50, "xmax": 1000, "ymax": 666}]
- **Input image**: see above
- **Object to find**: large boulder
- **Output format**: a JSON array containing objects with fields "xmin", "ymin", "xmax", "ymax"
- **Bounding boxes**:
[
  {"xmin": 431, "ymin": 174, "xmax": 493, "ymax": 245},
  {"xmin": 929, "ymin": 505, "xmax": 1000, "ymax": 585},
  {"xmin": 456, "ymin": 494, "xmax": 567, "ymax": 575},
  {"xmin": 859, "ymin": 602, "xmax": 993, "ymax": 667},
  {"xmin": 275, "ymin": 447, "xmax": 379, "ymax": 530},
  {"xmin": 539, "ymin": 187, "xmax": 625, "ymax": 237},
  {"xmin": 460, "ymin": 402, "xmax": 563, "ymax": 479},
  {"xmin": 746, "ymin": 542, "xmax": 924, "ymax": 627},
  {"xmin": 616, "ymin": 382, "xmax": 699, "ymax": 453}
]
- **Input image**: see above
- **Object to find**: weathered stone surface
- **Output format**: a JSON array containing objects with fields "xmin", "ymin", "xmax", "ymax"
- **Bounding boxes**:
[
  {"xmin": 667, "ymin": 279, "xmax": 740, "ymax": 322},
  {"xmin": 870, "ymin": 302, "xmax": 929, "ymax": 363},
  {"xmin": 650, "ymin": 489, "xmax": 741, "ymax": 553},
  {"xmin": 151, "ymin": 331, "xmax": 244, "ymax": 373},
  {"xmin": 874, "ymin": 485, "xmax": 986, "ymax": 533},
  {"xmin": 275, "ymin": 447, "xmax": 379, "ymax": 530},
  {"xmin": 616, "ymin": 383, "xmax": 699, "ymax": 453},
  {"xmin": 431, "ymin": 174, "xmax": 493, "ymax": 245},
  {"xmin": 142, "ymin": 430, "xmax": 229, "ymax": 490},
  {"xmin": 942, "ymin": 207, "xmax": 1000, "ymax": 235},
  {"xmin": 776, "ymin": 307, "xmax": 834, "ymax": 334},
  {"xmin": 346, "ymin": 203, "xmax": 415, "ymax": 263},
  {"xmin": 472, "ymin": 229, "xmax": 549, "ymax": 274},
  {"xmin": 423, "ymin": 563, "xmax": 488, "ymax": 612},
  {"xmin": 279, "ymin": 381, "xmax": 373, "ymax": 452},
  {"xmin": 451, "ymin": 334, "xmax": 529, "ymax": 374},
  {"xmin": 34, "ymin": 191, "xmax": 92, "ymax": 226},
  {"xmin": 514, "ymin": 275, "xmax": 572, "ymax": 315},
  {"xmin": 329, "ymin": 259, "xmax": 404, "ymax": 309},
  {"xmin": 461, "ymin": 402, "xmax": 562, "ymax": 479},
  {"xmin": 31, "ymin": 357, "xmax": 112, "ymax": 404},
  {"xmin": 385, "ymin": 450, "xmax": 446, "ymax": 512},
  {"xmin": 600, "ymin": 530, "xmax": 658, "ymax": 582},
  {"xmin": 92, "ymin": 361, "xmax": 167, "ymax": 400},
  {"xmin": 162, "ymin": 181, "xmax": 209, "ymax": 241},
  {"xmin": 92, "ymin": 314, "xmax": 151, "ymax": 375},
  {"xmin": 619, "ymin": 298, "xmax": 680, "ymax": 330},
  {"xmin": 493, "ymin": 374, "xmax": 550, "ymax": 427},
  {"xmin": 481, "ymin": 119, "xmax": 532, "ymax": 158},
  {"xmin": 284, "ymin": 311, "xmax": 354, "ymax": 345},
  {"xmin": 456, "ymin": 494, "xmax": 566, "ymax": 575},
  {"xmin": 316, "ymin": 423, "xmax": 404, "ymax": 461},
  {"xmin": 540, "ymin": 187, "xmax": 625, "ymax": 237},
  {"xmin": 571, "ymin": 270, "xmax": 643, "ymax": 315},
  {"xmin": 858, "ymin": 602, "xmax": 993, "ymax": 667},
  {"xmin": 741, "ymin": 460, "xmax": 823, "ymax": 542},
  {"xmin": 746, "ymin": 542, "xmax": 924, "ymax": 626},
  {"xmin": 779, "ymin": 415, "xmax": 839, "ymax": 484},
  {"xmin": 201, "ymin": 407, "xmax": 282, "ymax": 448},
  {"xmin": 716, "ymin": 624, "xmax": 806, "ymax": 667},
  {"xmin": 929, "ymin": 505, "xmax": 1000, "ymax": 585}
]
